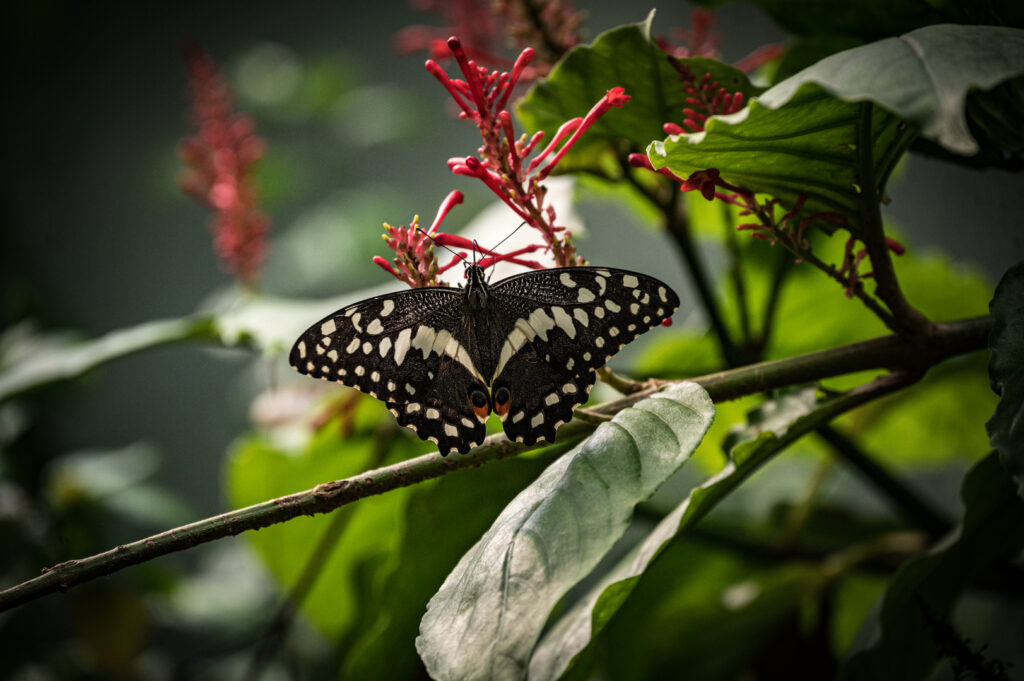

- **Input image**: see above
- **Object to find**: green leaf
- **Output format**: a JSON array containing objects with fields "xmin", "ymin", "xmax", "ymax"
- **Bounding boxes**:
[
  {"xmin": 839, "ymin": 452, "xmax": 1024, "ymax": 680},
  {"xmin": 986, "ymin": 261, "xmax": 1024, "ymax": 496},
  {"xmin": 415, "ymin": 382, "xmax": 715, "ymax": 681},
  {"xmin": 528, "ymin": 388, "xmax": 821, "ymax": 680},
  {"xmin": 516, "ymin": 14, "xmax": 761, "ymax": 173},
  {"xmin": 0, "ymin": 317, "xmax": 216, "ymax": 403},
  {"xmin": 649, "ymin": 25, "xmax": 1024, "ymax": 226}
]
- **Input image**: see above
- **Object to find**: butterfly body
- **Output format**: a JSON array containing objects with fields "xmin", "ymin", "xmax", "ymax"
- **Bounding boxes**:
[{"xmin": 290, "ymin": 265, "xmax": 678, "ymax": 455}]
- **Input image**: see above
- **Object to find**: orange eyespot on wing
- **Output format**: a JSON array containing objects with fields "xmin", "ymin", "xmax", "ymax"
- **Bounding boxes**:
[
  {"xmin": 470, "ymin": 389, "xmax": 491, "ymax": 422},
  {"xmin": 492, "ymin": 386, "xmax": 511, "ymax": 420}
]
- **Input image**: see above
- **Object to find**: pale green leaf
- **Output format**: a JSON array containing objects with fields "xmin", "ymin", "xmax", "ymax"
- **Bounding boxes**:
[{"xmin": 416, "ymin": 382, "xmax": 715, "ymax": 681}]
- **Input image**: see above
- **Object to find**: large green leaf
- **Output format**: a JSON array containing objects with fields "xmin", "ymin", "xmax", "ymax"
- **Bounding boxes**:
[
  {"xmin": 415, "ymin": 382, "xmax": 715, "ymax": 681},
  {"xmin": 839, "ymin": 452, "xmax": 1024, "ymax": 680},
  {"xmin": 528, "ymin": 388, "xmax": 819, "ymax": 680},
  {"xmin": 986, "ymin": 261, "xmax": 1024, "ymax": 496},
  {"xmin": 516, "ymin": 14, "xmax": 761, "ymax": 173},
  {"xmin": 649, "ymin": 25, "xmax": 1024, "ymax": 226}
]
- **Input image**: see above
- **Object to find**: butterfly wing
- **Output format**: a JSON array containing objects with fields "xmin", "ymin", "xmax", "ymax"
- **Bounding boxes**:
[
  {"xmin": 488, "ymin": 267, "xmax": 678, "ymax": 444},
  {"xmin": 289, "ymin": 287, "xmax": 487, "ymax": 455}
]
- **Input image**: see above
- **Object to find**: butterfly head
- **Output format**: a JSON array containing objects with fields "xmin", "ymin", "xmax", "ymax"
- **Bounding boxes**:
[{"xmin": 465, "ymin": 264, "xmax": 489, "ymax": 309}]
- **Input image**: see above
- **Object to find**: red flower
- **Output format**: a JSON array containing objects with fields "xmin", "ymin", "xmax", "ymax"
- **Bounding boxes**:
[
  {"xmin": 373, "ymin": 191, "xmax": 467, "ymax": 288},
  {"xmin": 178, "ymin": 44, "xmax": 269, "ymax": 288},
  {"xmin": 428, "ymin": 37, "xmax": 629, "ymax": 268},
  {"xmin": 680, "ymin": 168, "xmax": 721, "ymax": 201}
]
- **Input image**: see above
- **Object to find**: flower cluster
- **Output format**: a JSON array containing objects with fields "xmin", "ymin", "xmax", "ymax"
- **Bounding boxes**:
[
  {"xmin": 429, "ymin": 37, "xmax": 629, "ymax": 268},
  {"xmin": 178, "ymin": 44, "xmax": 269, "ymax": 288},
  {"xmin": 372, "ymin": 190, "xmax": 468, "ymax": 288},
  {"xmin": 663, "ymin": 60, "xmax": 746, "ymax": 135},
  {"xmin": 374, "ymin": 37, "xmax": 629, "ymax": 288}
]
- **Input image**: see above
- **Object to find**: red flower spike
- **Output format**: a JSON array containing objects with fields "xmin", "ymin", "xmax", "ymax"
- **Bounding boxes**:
[
  {"xmin": 428, "ymin": 190, "xmax": 465, "ymax": 235},
  {"xmin": 664, "ymin": 122, "xmax": 685, "ymax": 135},
  {"xmin": 535, "ymin": 87, "xmax": 630, "ymax": 180},
  {"xmin": 179, "ymin": 44, "xmax": 269, "ymax": 288}
]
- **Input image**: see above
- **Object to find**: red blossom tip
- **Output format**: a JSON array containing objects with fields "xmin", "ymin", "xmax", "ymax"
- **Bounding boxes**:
[
  {"xmin": 628, "ymin": 153, "xmax": 654, "ymax": 169},
  {"xmin": 372, "ymin": 255, "xmax": 398, "ymax": 276},
  {"xmin": 885, "ymin": 236, "xmax": 906, "ymax": 255},
  {"xmin": 661, "ymin": 317, "xmax": 673, "ymax": 327}
]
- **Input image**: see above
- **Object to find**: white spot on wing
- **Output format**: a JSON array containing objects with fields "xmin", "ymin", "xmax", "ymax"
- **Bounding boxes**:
[
  {"xmin": 426, "ymin": 408, "xmax": 440, "ymax": 420},
  {"xmin": 545, "ymin": 393, "xmax": 559, "ymax": 406},
  {"xmin": 605, "ymin": 299, "xmax": 621, "ymax": 313},
  {"xmin": 355, "ymin": 365, "xmax": 365, "ymax": 376},
  {"xmin": 528, "ymin": 308, "xmax": 556, "ymax": 341},
  {"xmin": 297, "ymin": 341, "xmax": 307, "ymax": 358},
  {"xmin": 380, "ymin": 299, "xmax": 395, "ymax": 316},
  {"xmin": 595, "ymin": 276, "xmax": 607, "ymax": 296},
  {"xmin": 394, "ymin": 328, "xmax": 412, "ymax": 366},
  {"xmin": 366, "ymin": 318, "xmax": 384, "ymax": 335},
  {"xmin": 444, "ymin": 423, "xmax": 459, "ymax": 437},
  {"xmin": 512, "ymin": 411, "xmax": 525, "ymax": 423},
  {"xmin": 362, "ymin": 341, "xmax": 372, "ymax": 354},
  {"xmin": 379, "ymin": 337, "xmax": 392, "ymax": 357},
  {"xmin": 623, "ymin": 274, "xmax": 639, "ymax": 288},
  {"xmin": 346, "ymin": 338, "xmax": 360, "ymax": 354},
  {"xmin": 327, "ymin": 349, "xmax": 339, "ymax": 361},
  {"xmin": 405, "ymin": 383, "xmax": 416, "ymax": 395},
  {"xmin": 321, "ymin": 319, "xmax": 337, "ymax": 335},
  {"xmin": 370, "ymin": 371, "xmax": 380, "ymax": 382},
  {"xmin": 577, "ymin": 288, "xmax": 595, "ymax": 303},
  {"xmin": 531, "ymin": 412, "xmax": 544, "ymax": 427},
  {"xmin": 406, "ymin": 403, "xmax": 421, "ymax": 413},
  {"xmin": 551, "ymin": 306, "xmax": 576, "ymax": 339},
  {"xmin": 574, "ymin": 308, "xmax": 589, "ymax": 327},
  {"xmin": 351, "ymin": 313, "xmax": 363, "ymax": 332},
  {"xmin": 411, "ymin": 326, "xmax": 437, "ymax": 360},
  {"xmin": 560, "ymin": 272, "xmax": 576, "ymax": 288},
  {"xmin": 562, "ymin": 383, "xmax": 576, "ymax": 394},
  {"xmin": 658, "ymin": 286, "xmax": 668, "ymax": 303}
]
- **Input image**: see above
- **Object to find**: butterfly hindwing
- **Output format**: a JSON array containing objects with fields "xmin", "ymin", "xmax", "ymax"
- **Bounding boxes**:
[
  {"xmin": 386, "ymin": 356, "xmax": 488, "ymax": 455},
  {"xmin": 496, "ymin": 340, "xmax": 596, "ymax": 445}
]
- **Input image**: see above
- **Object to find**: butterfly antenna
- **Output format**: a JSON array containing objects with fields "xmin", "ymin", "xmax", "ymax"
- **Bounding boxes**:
[
  {"xmin": 483, "ymin": 220, "xmax": 529, "ymax": 282},
  {"xmin": 416, "ymin": 227, "xmax": 466, "ymax": 264}
]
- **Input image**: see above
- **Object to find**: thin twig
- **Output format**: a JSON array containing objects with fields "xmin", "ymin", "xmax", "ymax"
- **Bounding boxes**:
[
  {"xmin": 855, "ymin": 102, "xmax": 930, "ymax": 336},
  {"xmin": 0, "ymin": 316, "xmax": 992, "ymax": 612}
]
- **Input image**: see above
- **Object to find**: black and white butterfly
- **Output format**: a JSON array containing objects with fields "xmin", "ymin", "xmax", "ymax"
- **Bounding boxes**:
[{"xmin": 290, "ymin": 265, "xmax": 679, "ymax": 455}]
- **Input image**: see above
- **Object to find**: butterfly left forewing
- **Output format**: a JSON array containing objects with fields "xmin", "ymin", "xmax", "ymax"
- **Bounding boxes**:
[{"xmin": 290, "ymin": 287, "xmax": 487, "ymax": 454}]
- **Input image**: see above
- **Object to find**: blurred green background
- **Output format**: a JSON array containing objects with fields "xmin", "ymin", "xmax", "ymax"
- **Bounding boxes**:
[{"xmin": 2, "ymin": 1, "xmax": 1022, "ymax": 679}]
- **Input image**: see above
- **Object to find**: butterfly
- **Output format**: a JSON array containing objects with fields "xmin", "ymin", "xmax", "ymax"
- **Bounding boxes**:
[{"xmin": 290, "ymin": 265, "xmax": 679, "ymax": 455}]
